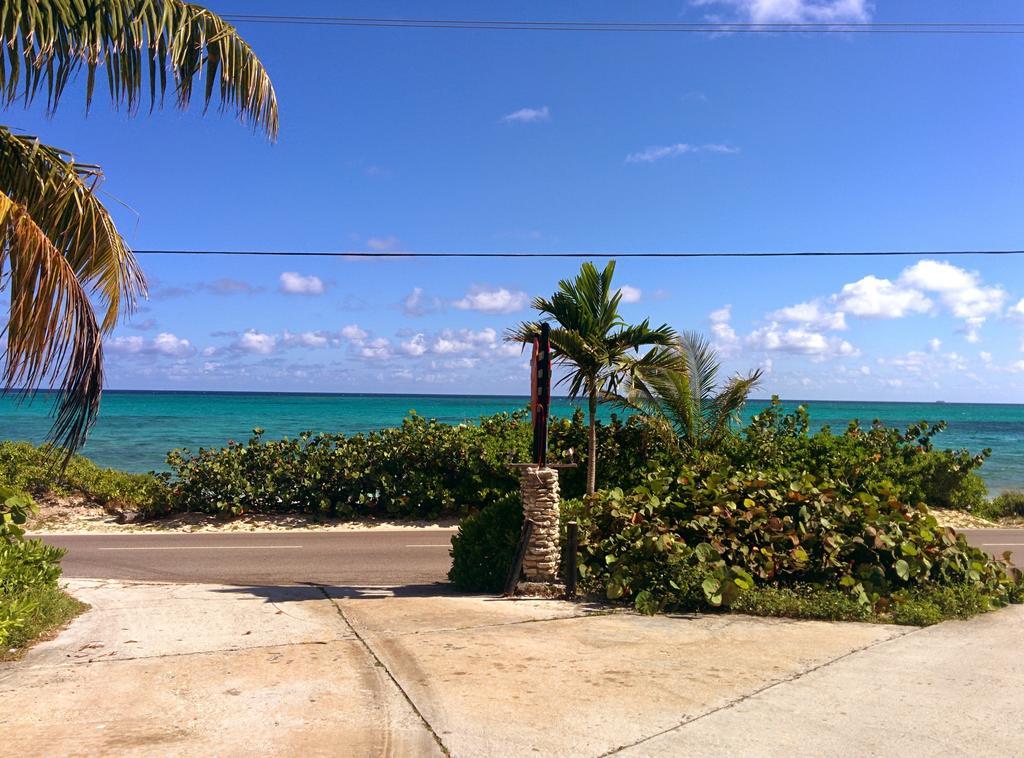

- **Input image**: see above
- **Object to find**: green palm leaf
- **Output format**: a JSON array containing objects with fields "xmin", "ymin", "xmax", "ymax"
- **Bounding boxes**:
[{"xmin": 0, "ymin": 0, "xmax": 278, "ymax": 137}]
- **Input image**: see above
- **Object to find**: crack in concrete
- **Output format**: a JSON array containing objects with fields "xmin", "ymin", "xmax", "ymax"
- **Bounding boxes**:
[
  {"xmin": 598, "ymin": 625, "xmax": 922, "ymax": 756},
  {"xmin": 319, "ymin": 587, "xmax": 451, "ymax": 757}
]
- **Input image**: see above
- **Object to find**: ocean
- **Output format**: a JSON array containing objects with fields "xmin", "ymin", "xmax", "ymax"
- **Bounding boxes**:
[{"xmin": 1, "ymin": 391, "xmax": 1022, "ymax": 492}]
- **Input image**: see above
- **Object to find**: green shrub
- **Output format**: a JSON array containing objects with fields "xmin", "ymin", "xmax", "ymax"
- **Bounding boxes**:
[
  {"xmin": 732, "ymin": 398, "xmax": 990, "ymax": 511},
  {"xmin": 166, "ymin": 410, "xmax": 670, "ymax": 519},
  {"xmin": 0, "ymin": 441, "xmax": 170, "ymax": 516},
  {"xmin": 574, "ymin": 466, "xmax": 1019, "ymax": 621},
  {"xmin": 1, "ymin": 485, "xmax": 80, "ymax": 651},
  {"xmin": 975, "ymin": 490, "xmax": 1024, "ymax": 521},
  {"xmin": 448, "ymin": 495, "xmax": 523, "ymax": 592}
]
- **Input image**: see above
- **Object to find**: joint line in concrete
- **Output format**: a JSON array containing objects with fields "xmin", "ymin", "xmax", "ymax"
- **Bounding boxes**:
[
  {"xmin": 598, "ymin": 625, "xmax": 922, "ymax": 756},
  {"xmin": 319, "ymin": 587, "xmax": 451, "ymax": 757}
]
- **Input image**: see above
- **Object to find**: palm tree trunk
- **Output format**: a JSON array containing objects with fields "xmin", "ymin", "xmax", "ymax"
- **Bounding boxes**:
[{"xmin": 587, "ymin": 387, "xmax": 598, "ymax": 496}]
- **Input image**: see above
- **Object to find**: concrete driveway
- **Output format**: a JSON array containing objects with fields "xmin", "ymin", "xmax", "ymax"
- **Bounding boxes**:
[{"xmin": 2, "ymin": 579, "xmax": 1022, "ymax": 757}]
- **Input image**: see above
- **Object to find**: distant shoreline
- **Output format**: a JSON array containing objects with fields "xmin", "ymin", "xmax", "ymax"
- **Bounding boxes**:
[{"xmin": 12, "ymin": 388, "xmax": 1024, "ymax": 409}]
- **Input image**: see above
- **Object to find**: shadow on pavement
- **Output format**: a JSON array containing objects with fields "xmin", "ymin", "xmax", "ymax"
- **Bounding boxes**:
[{"xmin": 210, "ymin": 582, "xmax": 465, "ymax": 602}]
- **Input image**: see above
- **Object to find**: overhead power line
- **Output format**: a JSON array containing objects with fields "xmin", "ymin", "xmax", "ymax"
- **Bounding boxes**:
[
  {"xmin": 133, "ymin": 249, "xmax": 1024, "ymax": 259},
  {"xmin": 220, "ymin": 14, "xmax": 1024, "ymax": 35}
]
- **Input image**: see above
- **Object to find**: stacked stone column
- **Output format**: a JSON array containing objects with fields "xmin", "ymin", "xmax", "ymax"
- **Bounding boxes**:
[{"xmin": 519, "ymin": 465, "xmax": 561, "ymax": 583}]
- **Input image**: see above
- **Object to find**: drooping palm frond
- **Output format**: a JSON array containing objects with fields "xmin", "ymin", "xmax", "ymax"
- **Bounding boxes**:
[
  {"xmin": 0, "ymin": 0, "xmax": 278, "ymax": 137},
  {"xmin": 0, "ymin": 191, "xmax": 103, "ymax": 456},
  {"xmin": 0, "ymin": 127, "xmax": 144, "ymax": 452},
  {"xmin": 614, "ymin": 332, "xmax": 763, "ymax": 452}
]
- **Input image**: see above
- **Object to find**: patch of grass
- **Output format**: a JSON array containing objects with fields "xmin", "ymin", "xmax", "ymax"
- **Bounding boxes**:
[
  {"xmin": 729, "ymin": 583, "xmax": 1004, "ymax": 627},
  {"xmin": 731, "ymin": 585, "xmax": 874, "ymax": 623},
  {"xmin": 1, "ymin": 585, "xmax": 86, "ymax": 661},
  {"xmin": 0, "ymin": 441, "xmax": 170, "ymax": 517}
]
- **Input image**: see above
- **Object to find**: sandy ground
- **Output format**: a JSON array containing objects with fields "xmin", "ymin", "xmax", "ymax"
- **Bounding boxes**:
[
  {"xmin": 27, "ymin": 494, "xmax": 459, "ymax": 535},
  {"xmin": 27, "ymin": 492, "xmax": 1009, "ymax": 534}
]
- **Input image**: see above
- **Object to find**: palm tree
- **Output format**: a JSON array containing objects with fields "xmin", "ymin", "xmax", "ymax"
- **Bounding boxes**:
[
  {"xmin": 507, "ymin": 261, "xmax": 676, "ymax": 495},
  {"xmin": 616, "ymin": 331, "xmax": 762, "ymax": 453},
  {"xmin": 0, "ymin": 1, "xmax": 278, "ymax": 453}
]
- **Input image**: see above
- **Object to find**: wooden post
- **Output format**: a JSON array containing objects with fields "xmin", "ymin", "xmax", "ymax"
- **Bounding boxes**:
[
  {"xmin": 504, "ymin": 519, "xmax": 534, "ymax": 596},
  {"xmin": 565, "ymin": 521, "xmax": 579, "ymax": 599}
]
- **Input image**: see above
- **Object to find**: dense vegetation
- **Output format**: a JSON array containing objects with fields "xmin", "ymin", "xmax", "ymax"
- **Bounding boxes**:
[
  {"xmin": 1, "ymin": 398, "xmax": 1018, "ymax": 626},
  {"xmin": 447, "ymin": 401, "xmax": 1021, "ymax": 624},
  {"xmin": 0, "ymin": 485, "xmax": 82, "ymax": 654},
  {"xmin": 1, "ymin": 255, "xmax": 1018, "ymax": 630},
  {"xmin": 165, "ymin": 411, "xmax": 661, "ymax": 518}
]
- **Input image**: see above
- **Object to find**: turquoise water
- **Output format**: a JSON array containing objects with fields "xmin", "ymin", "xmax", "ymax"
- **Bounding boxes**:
[{"xmin": 2, "ymin": 392, "xmax": 1023, "ymax": 492}]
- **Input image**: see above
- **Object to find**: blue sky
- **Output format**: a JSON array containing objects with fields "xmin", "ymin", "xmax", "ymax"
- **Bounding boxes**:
[{"xmin": 10, "ymin": 0, "xmax": 1024, "ymax": 400}]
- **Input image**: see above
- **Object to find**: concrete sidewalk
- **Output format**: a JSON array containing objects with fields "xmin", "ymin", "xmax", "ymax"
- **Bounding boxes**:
[{"xmin": 1, "ymin": 580, "xmax": 1020, "ymax": 757}]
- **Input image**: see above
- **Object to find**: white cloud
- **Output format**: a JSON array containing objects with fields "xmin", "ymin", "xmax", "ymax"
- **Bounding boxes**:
[
  {"xmin": 454, "ymin": 287, "xmax": 530, "ymax": 314},
  {"xmin": 767, "ymin": 299, "xmax": 846, "ymax": 330},
  {"xmin": 832, "ymin": 275, "xmax": 932, "ymax": 319},
  {"xmin": 237, "ymin": 330, "xmax": 277, "ymax": 354},
  {"xmin": 401, "ymin": 333, "xmax": 428, "ymax": 357},
  {"xmin": 626, "ymin": 143, "xmax": 739, "ymax": 164},
  {"xmin": 279, "ymin": 272, "xmax": 325, "ymax": 295},
  {"xmin": 152, "ymin": 333, "xmax": 193, "ymax": 357},
  {"xmin": 617, "ymin": 285, "xmax": 643, "ymax": 304},
  {"xmin": 693, "ymin": 0, "xmax": 871, "ymax": 23},
  {"xmin": 366, "ymin": 235, "xmax": 400, "ymax": 251},
  {"xmin": 501, "ymin": 105, "xmax": 550, "ymax": 124},
  {"xmin": 402, "ymin": 287, "xmax": 444, "ymax": 317},
  {"xmin": 282, "ymin": 331, "xmax": 329, "ymax": 349},
  {"xmin": 927, "ymin": 338, "xmax": 942, "ymax": 353},
  {"xmin": 359, "ymin": 337, "xmax": 392, "ymax": 360},
  {"xmin": 431, "ymin": 328, "xmax": 500, "ymax": 355},
  {"xmin": 109, "ymin": 333, "xmax": 192, "ymax": 357},
  {"xmin": 900, "ymin": 260, "xmax": 1006, "ymax": 323},
  {"xmin": 709, "ymin": 305, "xmax": 739, "ymax": 353},
  {"xmin": 1009, "ymin": 298, "xmax": 1024, "ymax": 319},
  {"xmin": 980, "ymin": 351, "xmax": 993, "ymax": 365},
  {"xmin": 746, "ymin": 323, "xmax": 858, "ymax": 359},
  {"xmin": 108, "ymin": 335, "xmax": 145, "ymax": 354},
  {"xmin": 340, "ymin": 324, "xmax": 368, "ymax": 342}
]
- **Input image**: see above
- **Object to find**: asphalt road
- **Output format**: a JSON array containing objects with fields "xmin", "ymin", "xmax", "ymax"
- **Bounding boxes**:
[
  {"xmin": 36, "ymin": 530, "xmax": 458, "ymax": 587},
  {"xmin": 960, "ymin": 529, "xmax": 1024, "ymax": 568},
  {"xmin": 29, "ymin": 527, "xmax": 1022, "ymax": 588}
]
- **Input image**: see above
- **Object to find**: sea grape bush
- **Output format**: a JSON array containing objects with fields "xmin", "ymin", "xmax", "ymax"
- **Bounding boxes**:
[
  {"xmin": 0, "ymin": 485, "xmax": 68, "ymax": 648},
  {"xmin": 166, "ymin": 410, "xmax": 670, "ymax": 518},
  {"xmin": 572, "ymin": 466, "xmax": 1020, "ymax": 618},
  {"xmin": 731, "ymin": 397, "xmax": 989, "ymax": 511}
]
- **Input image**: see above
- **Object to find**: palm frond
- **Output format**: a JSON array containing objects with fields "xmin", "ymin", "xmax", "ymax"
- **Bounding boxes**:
[
  {"xmin": 0, "ymin": 0, "xmax": 278, "ymax": 137},
  {"xmin": 0, "ymin": 191, "xmax": 103, "ymax": 456},
  {"xmin": 619, "ymin": 332, "xmax": 761, "ymax": 452},
  {"xmin": 0, "ymin": 128, "xmax": 145, "ymax": 452},
  {"xmin": 0, "ymin": 128, "xmax": 143, "ymax": 332},
  {"xmin": 706, "ymin": 370, "xmax": 763, "ymax": 447}
]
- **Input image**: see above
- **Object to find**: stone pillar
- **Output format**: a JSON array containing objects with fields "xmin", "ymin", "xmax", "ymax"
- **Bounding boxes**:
[{"xmin": 520, "ymin": 465, "xmax": 561, "ymax": 583}]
